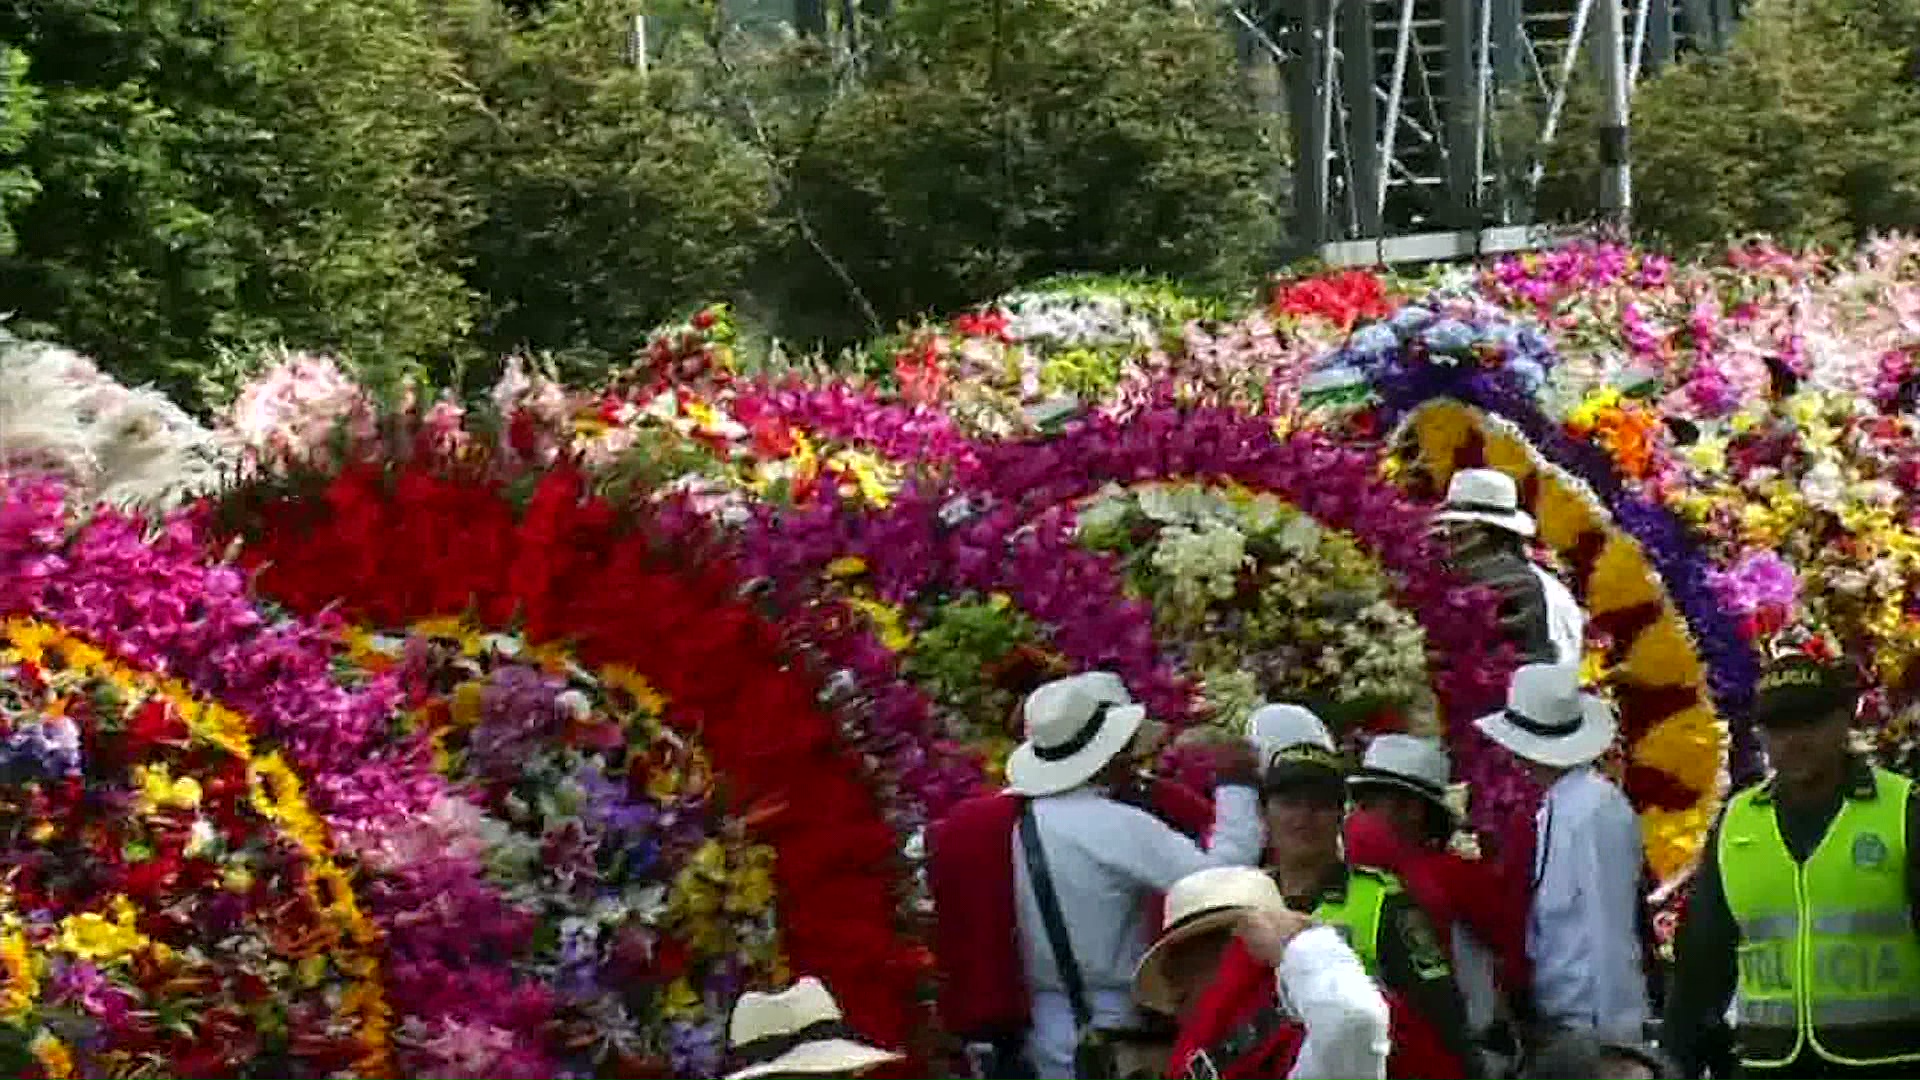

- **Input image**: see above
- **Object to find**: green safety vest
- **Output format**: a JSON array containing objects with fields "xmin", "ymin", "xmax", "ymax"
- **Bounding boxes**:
[
  {"xmin": 1719, "ymin": 768, "xmax": 1920, "ymax": 1068},
  {"xmin": 1309, "ymin": 867, "xmax": 1396, "ymax": 977}
]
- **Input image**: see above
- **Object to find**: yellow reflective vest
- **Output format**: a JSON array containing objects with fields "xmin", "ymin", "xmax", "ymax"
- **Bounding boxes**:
[
  {"xmin": 1312, "ymin": 868, "xmax": 1395, "ymax": 975},
  {"xmin": 1719, "ymin": 768, "xmax": 1920, "ymax": 1068}
]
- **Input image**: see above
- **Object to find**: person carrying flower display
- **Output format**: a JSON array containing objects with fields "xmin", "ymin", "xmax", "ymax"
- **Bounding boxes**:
[
  {"xmin": 1664, "ymin": 647, "xmax": 1920, "ymax": 1079},
  {"xmin": 935, "ymin": 672, "xmax": 1264, "ymax": 1079},
  {"xmin": 1136, "ymin": 866, "xmax": 1392, "ymax": 1079},
  {"xmin": 1343, "ymin": 735, "xmax": 1537, "ymax": 1059},
  {"xmin": 721, "ymin": 978, "xmax": 904, "ymax": 1079},
  {"xmin": 1433, "ymin": 468, "xmax": 1584, "ymax": 666},
  {"xmin": 1250, "ymin": 705, "xmax": 1481, "ymax": 1077},
  {"xmin": 1476, "ymin": 663, "xmax": 1651, "ymax": 1048}
]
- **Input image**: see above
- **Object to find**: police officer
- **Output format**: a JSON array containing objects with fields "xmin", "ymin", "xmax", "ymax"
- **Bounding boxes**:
[
  {"xmin": 1665, "ymin": 651, "xmax": 1920, "ymax": 1078},
  {"xmin": 1256, "ymin": 712, "xmax": 1480, "ymax": 1077}
]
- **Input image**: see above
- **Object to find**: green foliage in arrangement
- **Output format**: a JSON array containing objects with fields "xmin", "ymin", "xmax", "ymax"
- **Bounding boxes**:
[
  {"xmin": 1537, "ymin": 0, "xmax": 1920, "ymax": 249},
  {"xmin": 747, "ymin": 0, "xmax": 1284, "ymax": 346},
  {"xmin": 0, "ymin": 0, "xmax": 477, "ymax": 403}
]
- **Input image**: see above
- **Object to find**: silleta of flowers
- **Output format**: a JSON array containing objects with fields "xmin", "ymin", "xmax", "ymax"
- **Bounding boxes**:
[
  {"xmin": 14, "ymin": 237, "xmax": 1920, "ymax": 1071},
  {"xmin": 0, "ymin": 619, "xmax": 388, "ymax": 1078}
]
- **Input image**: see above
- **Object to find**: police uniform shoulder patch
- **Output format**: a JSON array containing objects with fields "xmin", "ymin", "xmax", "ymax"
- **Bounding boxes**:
[{"xmin": 1854, "ymin": 831, "xmax": 1890, "ymax": 869}]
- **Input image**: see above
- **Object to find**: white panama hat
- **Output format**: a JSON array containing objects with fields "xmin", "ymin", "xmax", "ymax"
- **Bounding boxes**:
[
  {"xmin": 1474, "ymin": 662, "xmax": 1617, "ymax": 769},
  {"xmin": 1348, "ymin": 734, "xmax": 1455, "ymax": 816},
  {"xmin": 1005, "ymin": 673, "xmax": 1147, "ymax": 797},
  {"xmin": 1433, "ymin": 468, "xmax": 1537, "ymax": 538},
  {"xmin": 723, "ymin": 977, "xmax": 903, "ymax": 1080},
  {"xmin": 1133, "ymin": 866, "xmax": 1289, "ymax": 1015}
]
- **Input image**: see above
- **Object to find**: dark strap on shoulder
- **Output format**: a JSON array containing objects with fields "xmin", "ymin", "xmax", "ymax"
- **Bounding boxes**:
[
  {"xmin": 1020, "ymin": 799, "xmax": 1092, "ymax": 1029},
  {"xmin": 1185, "ymin": 1006, "xmax": 1290, "ymax": 1079}
]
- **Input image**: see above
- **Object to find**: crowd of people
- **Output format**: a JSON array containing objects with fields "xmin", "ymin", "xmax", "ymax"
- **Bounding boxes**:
[{"xmin": 699, "ymin": 469, "xmax": 1920, "ymax": 1079}]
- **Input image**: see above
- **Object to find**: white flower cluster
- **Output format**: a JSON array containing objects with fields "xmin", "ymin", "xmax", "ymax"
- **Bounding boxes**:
[
  {"xmin": 996, "ymin": 291, "xmax": 1159, "ymax": 352},
  {"xmin": 1150, "ymin": 521, "xmax": 1248, "ymax": 605},
  {"xmin": 0, "ymin": 330, "xmax": 235, "ymax": 509}
]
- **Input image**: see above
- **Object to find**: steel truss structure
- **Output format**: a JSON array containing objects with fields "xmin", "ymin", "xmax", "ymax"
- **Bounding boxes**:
[{"xmin": 1233, "ymin": 0, "xmax": 1743, "ymax": 264}]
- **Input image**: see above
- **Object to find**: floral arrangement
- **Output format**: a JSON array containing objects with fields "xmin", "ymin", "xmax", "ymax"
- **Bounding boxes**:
[
  {"xmin": 0, "ymin": 332, "xmax": 232, "ymax": 510},
  {"xmin": 0, "ymin": 619, "xmax": 389, "ymax": 1078},
  {"xmin": 1078, "ymin": 483, "xmax": 1432, "ymax": 737},
  {"xmin": 338, "ymin": 619, "xmax": 784, "ymax": 1077},
  {"xmin": 223, "ymin": 461, "xmax": 941, "ymax": 1069},
  {"xmin": 23, "ymin": 235, "xmax": 1920, "ymax": 1069}
]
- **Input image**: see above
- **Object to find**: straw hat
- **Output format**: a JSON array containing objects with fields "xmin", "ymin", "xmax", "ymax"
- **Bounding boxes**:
[
  {"xmin": 1474, "ymin": 662, "xmax": 1616, "ymax": 769},
  {"xmin": 1433, "ymin": 468, "xmax": 1536, "ymax": 537},
  {"xmin": 1134, "ymin": 867, "xmax": 1289, "ymax": 1015},
  {"xmin": 1348, "ymin": 734, "xmax": 1453, "ymax": 816},
  {"xmin": 1005, "ymin": 673, "xmax": 1147, "ymax": 797},
  {"xmin": 723, "ymin": 977, "xmax": 903, "ymax": 1080}
]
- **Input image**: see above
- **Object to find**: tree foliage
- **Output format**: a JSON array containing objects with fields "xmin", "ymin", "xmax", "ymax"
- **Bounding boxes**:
[
  {"xmin": 1537, "ymin": 0, "xmax": 1920, "ymax": 248},
  {"xmin": 747, "ymin": 0, "xmax": 1283, "ymax": 346},
  {"xmin": 444, "ymin": 0, "xmax": 774, "ymax": 380},
  {"xmin": 0, "ymin": 0, "xmax": 475, "ymax": 401}
]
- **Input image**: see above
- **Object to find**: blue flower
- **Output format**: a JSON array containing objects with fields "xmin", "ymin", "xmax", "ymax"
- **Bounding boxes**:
[
  {"xmin": 1390, "ymin": 305, "xmax": 1434, "ymax": 333},
  {"xmin": 1344, "ymin": 322, "xmax": 1400, "ymax": 362},
  {"xmin": 1420, "ymin": 318, "xmax": 1477, "ymax": 356}
]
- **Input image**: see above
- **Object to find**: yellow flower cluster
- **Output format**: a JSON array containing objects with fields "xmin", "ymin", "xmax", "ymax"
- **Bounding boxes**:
[
  {"xmin": 1407, "ymin": 404, "xmax": 1725, "ymax": 880},
  {"xmin": 0, "ymin": 619, "xmax": 395, "ymax": 1076}
]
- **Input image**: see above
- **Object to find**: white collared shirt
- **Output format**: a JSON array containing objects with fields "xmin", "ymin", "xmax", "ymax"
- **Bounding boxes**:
[
  {"xmin": 1278, "ymin": 925, "xmax": 1391, "ymax": 1079},
  {"xmin": 1529, "ymin": 766, "xmax": 1650, "ymax": 1042},
  {"xmin": 1014, "ymin": 785, "xmax": 1264, "ymax": 1077},
  {"xmin": 1532, "ymin": 564, "xmax": 1586, "ymax": 665}
]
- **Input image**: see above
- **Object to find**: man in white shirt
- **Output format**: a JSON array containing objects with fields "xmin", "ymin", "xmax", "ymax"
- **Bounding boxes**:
[
  {"xmin": 1434, "ymin": 468, "xmax": 1584, "ymax": 665},
  {"xmin": 1475, "ymin": 662, "xmax": 1650, "ymax": 1045},
  {"xmin": 1009, "ymin": 673, "xmax": 1266, "ymax": 1078}
]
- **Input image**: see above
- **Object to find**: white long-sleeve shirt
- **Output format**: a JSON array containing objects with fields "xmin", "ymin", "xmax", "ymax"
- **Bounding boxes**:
[
  {"xmin": 1014, "ymin": 784, "xmax": 1264, "ymax": 1076},
  {"xmin": 1533, "ymin": 564, "xmax": 1586, "ymax": 665},
  {"xmin": 1528, "ymin": 766, "xmax": 1650, "ymax": 1043},
  {"xmin": 1279, "ymin": 925, "xmax": 1392, "ymax": 1080}
]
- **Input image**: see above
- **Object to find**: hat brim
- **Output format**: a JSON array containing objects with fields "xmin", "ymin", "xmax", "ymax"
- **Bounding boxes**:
[
  {"xmin": 1005, "ymin": 703, "xmax": 1147, "ymax": 797},
  {"xmin": 1435, "ymin": 507, "xmax": 1537, "ymax": 538},
  {"xmin": 724, "ymin": 1039, "xmax": 905, "ymax": 1080},
  {"xmin": 1261, "ymin": 761, "xmax": 1347, "ymax": 799},
  {"xmin": 1474, "ymin": 694, "xmax": 1616, "ymax": 768},
  {"xmin": 1753, "ymin": 683, "xmax": 1857, "ymax": 729},
  {"xmin": 1347, "ymin": 770, "xmax": 1456, "ymax": 817},
  {"xmin": 1132, "ymin": 908, "xmax": 1246, "ymax": 1016}
]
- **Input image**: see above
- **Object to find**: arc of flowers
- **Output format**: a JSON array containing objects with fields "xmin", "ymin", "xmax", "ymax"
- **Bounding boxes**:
[
  {"xmin": 1399, "ymin": 400, "xmax": 1727, "ymax": 880},
  {"xmin": 224, "ymin": 462, "xmax": 930, "ymax": 1065},
  {"xmin": 1371, "ymin": 353, "xmax": 1761, "ymax": 778},
  {"xmin": 0, "ymin": 618, "xmax": 393, "ymax": 1077},
  {"xmin": 0, "ymin": 478, "xmax": 560, "ymax": 1076},
  {"xmin": 739, "ymin": 402, "xmax": 1521, "ymax": 831}
]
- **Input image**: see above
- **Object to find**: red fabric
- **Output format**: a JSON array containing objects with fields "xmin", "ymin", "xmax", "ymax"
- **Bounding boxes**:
[
  {"xmin": 926, "ymin": 780, "xmax": 1217, "ymax": 1038},
  {"xmin": 928, "ymin": 792, "xmax": 1028, "ymax": 1037},
  {"xmin": 1170, "ymin": 939, "xmax": 1467, "ymax": 1079},
  {"xmin": 1343, "ymin": 810, "xmax": 1533, "ymax": 1003}
]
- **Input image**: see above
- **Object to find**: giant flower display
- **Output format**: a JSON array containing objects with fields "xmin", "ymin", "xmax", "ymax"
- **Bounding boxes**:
[{"xmin": 16, "ymin": 236, "xmax": 1920, "ymax": 1071}]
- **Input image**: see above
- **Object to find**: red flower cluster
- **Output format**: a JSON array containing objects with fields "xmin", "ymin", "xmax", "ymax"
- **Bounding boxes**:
[
  {"xmin": 1272, "ymin": 269, "xmax": 1395, "ymax": 330},
  {"xmin": 230, "ymin": 462, "xmax": 928, "ymax": 1067}
]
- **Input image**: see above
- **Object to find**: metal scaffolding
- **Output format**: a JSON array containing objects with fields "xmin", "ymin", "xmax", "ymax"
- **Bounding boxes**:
[{"xmin": 1237, "ymin": 0, "xmax": 1743, "ymax": 265}]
